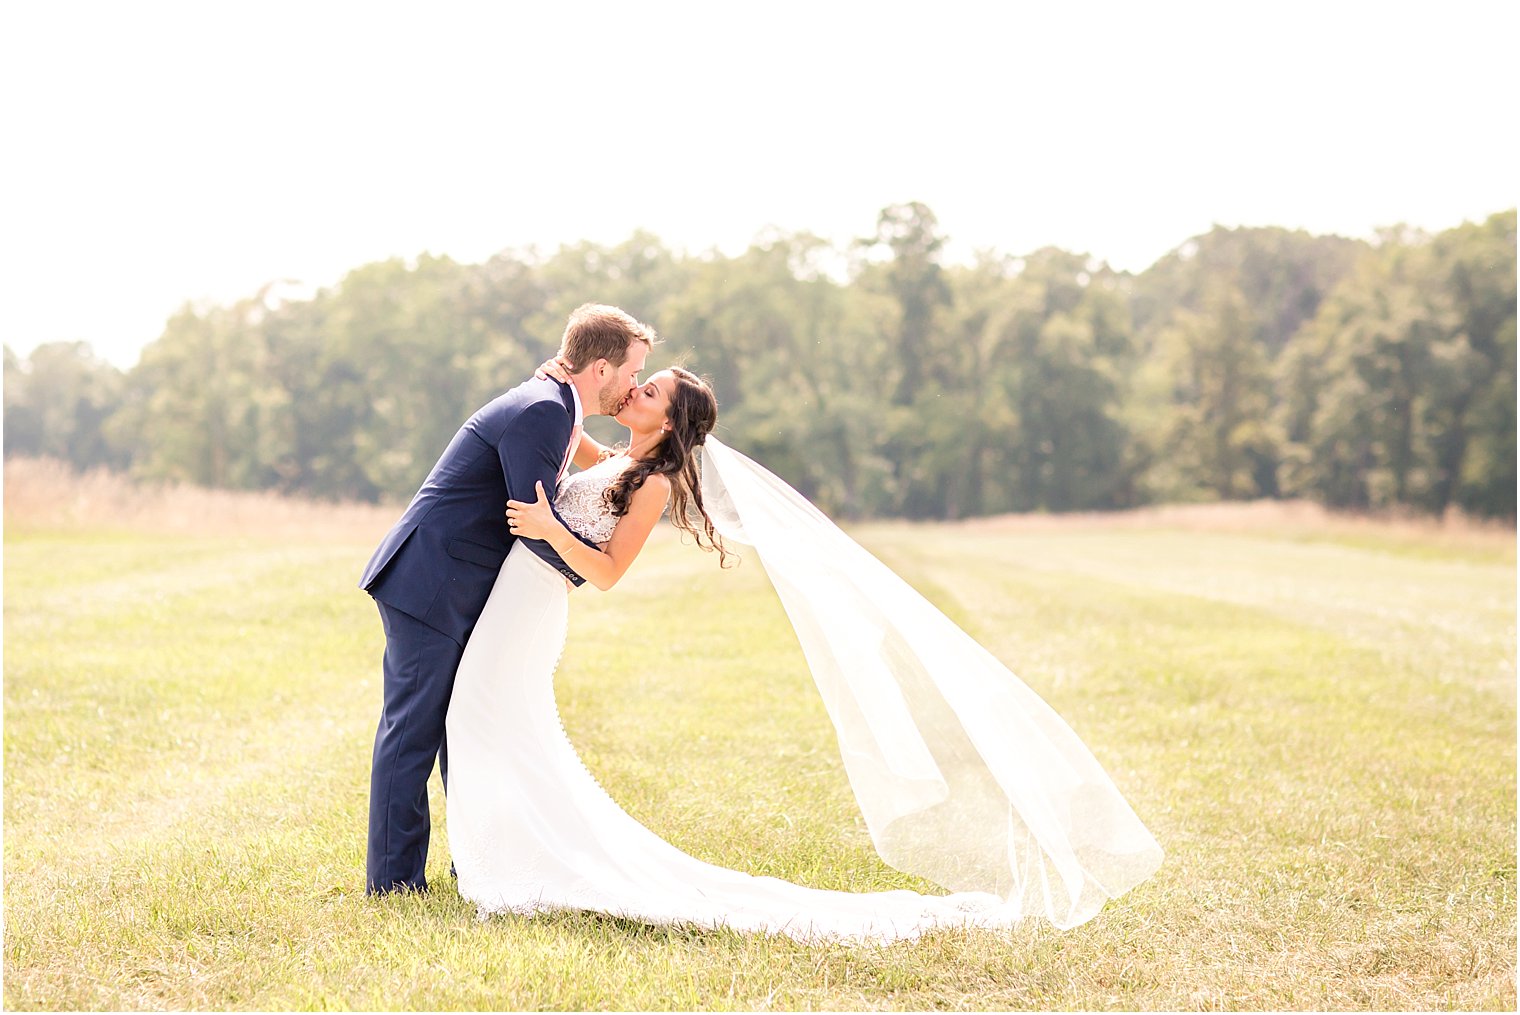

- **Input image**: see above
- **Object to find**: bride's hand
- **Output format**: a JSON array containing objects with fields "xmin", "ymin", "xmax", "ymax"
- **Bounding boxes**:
[
  {"xmin": 534, "ymin": 356, "xmax": 572, "ymax": 383},
  {"xmin": 506, "ymin": 481, "xmax": 562, "ymax": 542}
]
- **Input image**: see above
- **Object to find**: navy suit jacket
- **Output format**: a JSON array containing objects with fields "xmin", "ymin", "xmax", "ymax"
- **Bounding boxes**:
[{"xmin": 359, "ymin": 376, "xmax": 590, "ymax": 646}]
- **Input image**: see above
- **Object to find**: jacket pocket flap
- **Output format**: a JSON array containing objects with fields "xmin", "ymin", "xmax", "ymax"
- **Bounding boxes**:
[{"xmin": 446, "ymin": 538, "xmax": 506, "ymax": 569}]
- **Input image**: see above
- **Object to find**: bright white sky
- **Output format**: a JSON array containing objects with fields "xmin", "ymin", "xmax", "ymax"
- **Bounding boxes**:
[{"xmin": 3, "ymin": 0, "xmax": 1515, "ymax": 368}]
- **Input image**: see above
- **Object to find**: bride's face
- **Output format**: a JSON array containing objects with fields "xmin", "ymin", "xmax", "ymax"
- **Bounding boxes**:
[{"xmin": 615, "ymin": 369, "xmax": 677, "ymax": 436}]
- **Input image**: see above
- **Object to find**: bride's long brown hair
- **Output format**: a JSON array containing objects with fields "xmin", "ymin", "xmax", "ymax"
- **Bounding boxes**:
[{"xmin": 602, "ymin": 366, "xmax": 733, "ymax": 566}]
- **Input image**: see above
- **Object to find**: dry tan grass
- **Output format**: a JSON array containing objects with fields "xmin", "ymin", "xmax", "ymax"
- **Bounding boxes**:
[
  {"xmin": 2, "ymin": 457, "xmax": 398, "ymax": 544},
  {"xmin": 5, "ymin": 456, "xmax": 1514, "ymax": 559}
]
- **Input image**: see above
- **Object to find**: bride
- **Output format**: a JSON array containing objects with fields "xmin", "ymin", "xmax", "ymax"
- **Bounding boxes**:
[{"xmin": 444, "ymin": 366, "xmax": 1163, "ymax": 942}]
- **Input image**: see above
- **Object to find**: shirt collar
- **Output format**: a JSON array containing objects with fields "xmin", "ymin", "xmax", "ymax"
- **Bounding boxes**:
[{"xmin": 567, "ymin": 380, "xmax": 584, "ymax": 428}]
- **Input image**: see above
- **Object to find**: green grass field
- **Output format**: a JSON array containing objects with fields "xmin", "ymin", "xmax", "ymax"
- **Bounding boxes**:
[{"xmin": 3, "ymin": 474, "xmax": 1515, "ymax": 1010}]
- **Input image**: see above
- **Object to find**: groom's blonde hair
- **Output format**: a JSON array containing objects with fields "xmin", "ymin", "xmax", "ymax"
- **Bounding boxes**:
[{"xmin": 559, "ymin": 304, "xmax": 657, "ymax": 371}]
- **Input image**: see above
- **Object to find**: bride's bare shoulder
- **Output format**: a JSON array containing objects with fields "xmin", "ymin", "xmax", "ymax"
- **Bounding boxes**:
[
  {"xmin": 636, "ymin": 471, "xmax": 672, "ymax": 500},
  {"xmin": 623, "ymin": 470, "xmax": 671, "ymax": 515}
]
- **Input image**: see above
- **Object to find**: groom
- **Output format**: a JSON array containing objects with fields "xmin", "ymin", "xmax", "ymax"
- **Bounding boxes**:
[{"xmin": 360, "ymin": 303, "xmax": 655, "ymax": 895}]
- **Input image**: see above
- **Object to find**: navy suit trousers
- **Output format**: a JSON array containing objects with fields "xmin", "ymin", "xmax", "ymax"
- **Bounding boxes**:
[{"xmin": 366, "ymin": 601, "xmax": 465, "ymax": 894}]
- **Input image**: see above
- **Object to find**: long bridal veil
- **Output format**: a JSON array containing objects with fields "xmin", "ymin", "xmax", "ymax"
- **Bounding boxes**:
[{"xmin": 699, "ymin": 438, "xmax": 1163, "ymax": 929}]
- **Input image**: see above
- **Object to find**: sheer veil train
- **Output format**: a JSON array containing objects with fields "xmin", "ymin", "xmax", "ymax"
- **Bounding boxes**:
[{"xmin": 698, "ymin": 438, "xmax": 1164, "ymax": 930}]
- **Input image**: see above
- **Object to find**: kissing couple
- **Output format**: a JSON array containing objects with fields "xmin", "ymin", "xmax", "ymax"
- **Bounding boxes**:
[{"xmin": 359, "ymin": 303, "xmax": 1163, "ymax": 942}]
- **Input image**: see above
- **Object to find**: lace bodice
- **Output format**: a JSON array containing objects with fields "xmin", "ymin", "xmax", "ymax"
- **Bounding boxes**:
[{"xmin": 554, "ymin": 455, "xmax": 634, "ymax": 544}]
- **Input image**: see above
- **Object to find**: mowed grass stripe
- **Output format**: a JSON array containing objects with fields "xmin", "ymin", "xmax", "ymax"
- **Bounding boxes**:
[
  {"xmin": 891, "ymin": 526, "xmax": 1515, "ymax": 695},
  {"xmin": 5, "ymin": 541, "xmax": 378, "ymax": 865},
  {"xmin": 4, "ymin": 536, "xmax": 372, "ymax": 624}
]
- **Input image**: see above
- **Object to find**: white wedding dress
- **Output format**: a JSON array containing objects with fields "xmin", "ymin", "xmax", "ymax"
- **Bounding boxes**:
[{"xmin": 445, "ymin": 444, "xmax": 1162, "ymax": 942}]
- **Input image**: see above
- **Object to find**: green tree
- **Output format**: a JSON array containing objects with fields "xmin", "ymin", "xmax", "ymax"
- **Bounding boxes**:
[
  {"xmin": 663, "ymin": 232, "xmax": 895, "ymax": 518},
  {"xmin": 113, "ymin": 296, "xmax": 274, "ymax": 488},
  {"xmin": 1276, "ymin": 220, "xmax": 1513, "ymax": 515},
  {"xmin": 863, "ymin": 202, "xmax": 951, "ymax": 407},
  {"xmin": 1431, "ymin": 210, "xmax": 1516, "ymax": 516},
  {"xmin": 1132, "ymin": 225, "xmax": 1365, "ymax": 356},
  {"xmin": 3, "ymin": 341, "xmax": 129, "ymax": 469},
  {"xmin": 854, "ymin": 203, "xmax": 957, "ymax": 516},
  {"xmin": 1135, "ymin": 281, "xmax": 1278, "ymax": 501},
  {"xmin": 961, "ymin": 249, "xmax": 1137, "ymax": 514}
]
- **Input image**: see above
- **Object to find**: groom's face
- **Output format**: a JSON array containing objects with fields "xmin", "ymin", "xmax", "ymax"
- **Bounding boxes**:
[{"xmin": 596, "ymin": 341, "xmax": 648, "ymax": 415}]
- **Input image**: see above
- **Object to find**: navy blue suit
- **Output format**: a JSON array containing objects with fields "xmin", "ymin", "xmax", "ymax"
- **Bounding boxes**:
[{"xmin": 360, "ymin": 376, "xmax": 590, "ymax": 893}]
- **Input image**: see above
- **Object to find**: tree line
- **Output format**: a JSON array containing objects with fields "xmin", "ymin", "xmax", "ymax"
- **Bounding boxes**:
[{"xmin": 5, "ymin": 205, "xmax": 1515, "ymax": 520}]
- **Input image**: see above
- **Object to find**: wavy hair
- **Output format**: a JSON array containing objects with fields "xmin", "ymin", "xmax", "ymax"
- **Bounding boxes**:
[{"xmin": 602, "ymin": 367, "xmax": 733, "ymax": 567}]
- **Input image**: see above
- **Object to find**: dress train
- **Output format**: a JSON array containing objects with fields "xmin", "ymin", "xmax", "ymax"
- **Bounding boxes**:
[{"xmin": 446, "ymin": 545, "xmax": 1017, "ymax": 942}]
